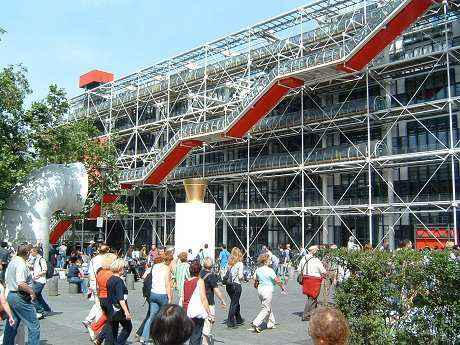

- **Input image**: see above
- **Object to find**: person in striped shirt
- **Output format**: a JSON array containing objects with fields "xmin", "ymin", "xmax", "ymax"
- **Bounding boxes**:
[{"xmin": 173, "ymin": 252, "xmax": 190, "ymax": 306}]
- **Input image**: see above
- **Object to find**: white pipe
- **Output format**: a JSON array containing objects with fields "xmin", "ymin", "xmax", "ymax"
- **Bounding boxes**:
[{"xmin": 0, "ymin": 163, "xmax": 88, "ymax": 258}]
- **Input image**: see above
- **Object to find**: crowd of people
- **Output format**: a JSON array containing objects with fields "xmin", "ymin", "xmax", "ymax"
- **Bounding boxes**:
[{"xmin": 0, "ymin": 237, "xmax": 458, "ymax": 345}]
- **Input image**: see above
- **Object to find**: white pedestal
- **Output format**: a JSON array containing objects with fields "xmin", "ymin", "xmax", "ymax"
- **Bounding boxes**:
[{"xmin": 175, "ymin": 203, "xmax": 215, "ymax": 258}]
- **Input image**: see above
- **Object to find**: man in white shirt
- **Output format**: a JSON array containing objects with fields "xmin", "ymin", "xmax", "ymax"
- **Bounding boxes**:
[
  {"xmin": 3, "ymin": 244, "xmax": 40, "ymax": 345},
  {"xmin": 57, "ymin": 242, "xmax": 67, "ymax": 268},
  {"xmin": 30, "ymin": 247, "xmax": 51, "ymax": 318},
  {"xmin": 297, "ymin": 245, "xmax": 326, "ymax": 321}
]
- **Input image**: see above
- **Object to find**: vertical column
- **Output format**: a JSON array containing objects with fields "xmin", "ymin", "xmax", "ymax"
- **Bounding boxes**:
[
  {"xmin": 445, "ymin": 2, "xmax": 458, "ymax": 245},
  {"xmin": 301, "ymin": 88, "xmax": 305, "ymax": 250},
  {"xmin": 366, "ymin": 70, "xmax": 373, "ymax": 245},
  {"xmin": 320, "ymin": 134, "xmax": 332, "ymax": 244},
  {"xmin": 268, "ymin": 142, "xmax": 274, "ymax": 248},
  {"xmin": 384, "ymin": 167, "xmax": 395, "ymax": 250},
  {"xmin": 223, "ymin": 183, "xmax": 228, "ymax": 245},
  {"xmin": 321, "ymin": 175, "xmax": 328, "ymax": 244},
  {"xmin": 246, "ymin": 137, "xmax": 250, "ymax": 256},
  {"xmin": 151, "ymin": 190, "xmax": 157, "ymax": 246},
  {"xmin": 163, "ymin": 186, "xmax": 167, "ymax": 245},
  {"xmin": 382, "ymin": 45, "xmax": 396, "ymax": 250},
  {"xmin": 151, "ymin": 219, "xmax": 157, "ymax": 246}
]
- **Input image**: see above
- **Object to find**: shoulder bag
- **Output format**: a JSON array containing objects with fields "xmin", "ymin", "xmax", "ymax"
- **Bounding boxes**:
[
  {"xmin": 296, "ymin": 257, "xmax": 311, "ymax": 285},
  {"xmin": 187, "ymin": 280, "xmax": 208, "ymax": 319}
]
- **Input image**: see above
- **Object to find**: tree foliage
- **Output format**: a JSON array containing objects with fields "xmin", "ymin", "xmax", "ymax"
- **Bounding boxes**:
[
  {"xmin": 0, "ymin": 64, "xmax": 121, "ymax": 217},
  {"xmin": 0, "ymin": 65, "xmax": 32, "ymax": 209},
  {"xmin": 322, "ymin": 249, "xmax": 460, "ymax": 345}
]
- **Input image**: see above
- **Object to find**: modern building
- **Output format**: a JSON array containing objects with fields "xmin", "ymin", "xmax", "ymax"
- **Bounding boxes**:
[{"xmin": 60, "ymin": 0, "xmax": 460, "ymax": 255}]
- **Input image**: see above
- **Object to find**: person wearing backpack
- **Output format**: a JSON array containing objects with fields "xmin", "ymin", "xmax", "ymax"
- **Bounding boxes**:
[{"xmin": 30, "ymin": 246, "xmax": 51, "ymax": 319}]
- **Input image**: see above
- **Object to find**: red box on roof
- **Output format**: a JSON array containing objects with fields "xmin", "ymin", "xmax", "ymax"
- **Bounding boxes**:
[{"xmin": 79, "ymin": 70, "xmax": 114, "ymax": 88}]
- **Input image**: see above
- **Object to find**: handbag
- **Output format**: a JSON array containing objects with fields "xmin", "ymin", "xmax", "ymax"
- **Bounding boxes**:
[
  {"xmin": 222, "ymin": 268, "xmax": 232, "ymax": 286},
  {"xmin": 296, "ymin": 257, "xmax": 312, "ymax": 285},
  {"xmin": 91, "ymin": 313, "xmax": 107, "ymax": 334},
  {"xmin": 187, "ymin": 283, "xmax": 208, "ymax": 319}
]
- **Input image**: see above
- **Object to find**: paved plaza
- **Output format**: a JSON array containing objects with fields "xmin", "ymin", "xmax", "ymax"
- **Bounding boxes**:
[{"xmin": 1, "ymin": 279, "xmax": 313, "ymax": 345}]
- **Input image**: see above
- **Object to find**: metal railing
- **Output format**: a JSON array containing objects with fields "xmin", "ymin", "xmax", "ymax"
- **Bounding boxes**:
[{"xmin": 119, "ymin": 0, "xmax": 410, "ymax": 183}]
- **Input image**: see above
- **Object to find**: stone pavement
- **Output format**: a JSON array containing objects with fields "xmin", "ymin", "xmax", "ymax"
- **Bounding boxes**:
[{"xmin": 1, "ymin": 278, "xmax": 313, "ymax": 345}]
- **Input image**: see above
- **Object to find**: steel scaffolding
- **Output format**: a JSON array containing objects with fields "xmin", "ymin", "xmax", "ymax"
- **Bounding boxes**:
[{"xmin": 60, "ymin": 0, "xmax": 460, "ymax": 255}]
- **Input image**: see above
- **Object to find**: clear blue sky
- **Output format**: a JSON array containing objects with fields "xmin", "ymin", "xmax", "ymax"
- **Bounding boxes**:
[{"xmin": 1, "ymin": 0, "xmax": 309, "ymax": 103}]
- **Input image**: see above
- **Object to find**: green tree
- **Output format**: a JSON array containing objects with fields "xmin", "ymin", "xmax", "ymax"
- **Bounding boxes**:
[
  {"xmin": 0, "ymin": 65, "xmax": 121, "ymax": 216},
  {"xmin": 0, "ymin": 65, "xmax": 33, "ymax": 209}
]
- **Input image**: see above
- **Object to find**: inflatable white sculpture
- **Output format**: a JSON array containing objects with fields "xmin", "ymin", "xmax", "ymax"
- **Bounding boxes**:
[{"xmin": 0, "ymin": 163, "xmax": 88, "ymax": 257}]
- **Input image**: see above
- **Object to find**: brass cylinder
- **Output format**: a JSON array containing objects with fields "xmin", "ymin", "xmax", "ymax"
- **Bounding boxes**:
[{"xmin": 183, "ymin": 178, "xmax": 207, "ymax": 203}]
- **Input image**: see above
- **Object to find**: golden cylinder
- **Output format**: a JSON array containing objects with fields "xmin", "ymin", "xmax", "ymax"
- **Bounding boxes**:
[{"xmin": 183, "ymin": 178, "xmax": 207, "ymax": 203}]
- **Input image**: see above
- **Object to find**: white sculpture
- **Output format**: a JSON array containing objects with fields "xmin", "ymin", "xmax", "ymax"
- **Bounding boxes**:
[{"xmin": 0, "ymin": 163, "xmax": 88, "ymax": 257}]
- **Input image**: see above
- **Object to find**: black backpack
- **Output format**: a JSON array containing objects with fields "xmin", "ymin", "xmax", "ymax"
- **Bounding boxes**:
[{"xmin": 142, "ymin": 271, "xmax": 152, "ymax": 299}]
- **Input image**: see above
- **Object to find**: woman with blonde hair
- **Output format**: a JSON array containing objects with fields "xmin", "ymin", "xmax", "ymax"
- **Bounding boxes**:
[
  {"xmin": 251, "ymin": 254, "xmax": 285, "ymax": 333},
  {"xmin": 225, "ymin": 247, "xmax": 244, "ymax": 328}
]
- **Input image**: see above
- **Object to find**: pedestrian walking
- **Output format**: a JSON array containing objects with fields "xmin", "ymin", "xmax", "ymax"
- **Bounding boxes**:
[
  {"xmin": 83, "ymin": 245, "xmax": 116, "ymax": 336},
  {"xmin": 3, "ymin": 244, "xmax": 40, "ymax": 345},
  {"xmin": 218, "ymin": 245, "xmax": 230, "ymax": 278},
  {"xmin": 139, "ymin": 253, "xmax": 173, "ymax": 344},
  {"xmin": 183, "ymin": 260, "xmax": 212, "ymax": 345},
  {"xmin": 0, "ymin": 242, "xmax": 11, "ymax": 283},
  {"xmin": 225, "ymin": 248, "xmax": 245, "ymax": 328},
  {"xmin": 298, "ymin": 246, "xmax": 326, "ymax": 321},
  {"xmin": 57, "ymin": 242, "xmax": 67, "ymax": 268},
  {"xmin": 91, "ymin": 251, "xmax": 118, "ymax": 345},
  {"xmin": 201, "ymin": 258, "xmax": 226, "ymax": 345},
  {"xmin": 251, "ymin": 254, "xmax": 285, "ymax": 333},
  {"xmin": 30, "ymin": 247, "xmax": 51, "ymax": 318},
  {"xmin": 84, "ymin": 245, "xmax": 117, "ymax": 344},
  {"xmin": 0, "ymin": 280, "xmax": 23, "ymax": 345},
  {"xmin": 133, "ymin": 263, "xmax": 153, "ymax": 343},
  {"xmin": 173, "ymin": 252, "xmax": 190, "ymax": 306},
  {"xmin": 102, "ymin": 259, "xmax": 132, "ymax": 345}
]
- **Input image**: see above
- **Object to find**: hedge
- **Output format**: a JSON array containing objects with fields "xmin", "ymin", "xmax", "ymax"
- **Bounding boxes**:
[{"xmin": 319, "ymin": 249, "xmax": 460, "ymax": 345}]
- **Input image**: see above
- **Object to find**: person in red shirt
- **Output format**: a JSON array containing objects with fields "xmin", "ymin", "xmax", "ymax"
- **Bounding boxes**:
[{"xmin": 183, "ymin": 260, "xmax": 212, "ymax": 345}]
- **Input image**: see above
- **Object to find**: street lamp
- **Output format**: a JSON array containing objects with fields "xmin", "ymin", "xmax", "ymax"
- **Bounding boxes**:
[{"xmin": 97, "ymin": 163, "xmax": 109, "ymax": 244}]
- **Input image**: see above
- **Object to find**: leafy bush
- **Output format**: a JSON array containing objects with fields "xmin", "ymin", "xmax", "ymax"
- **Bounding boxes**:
[{"xmin": 322, "ymin": 249, "xmax": 460, "ymax": 344}]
